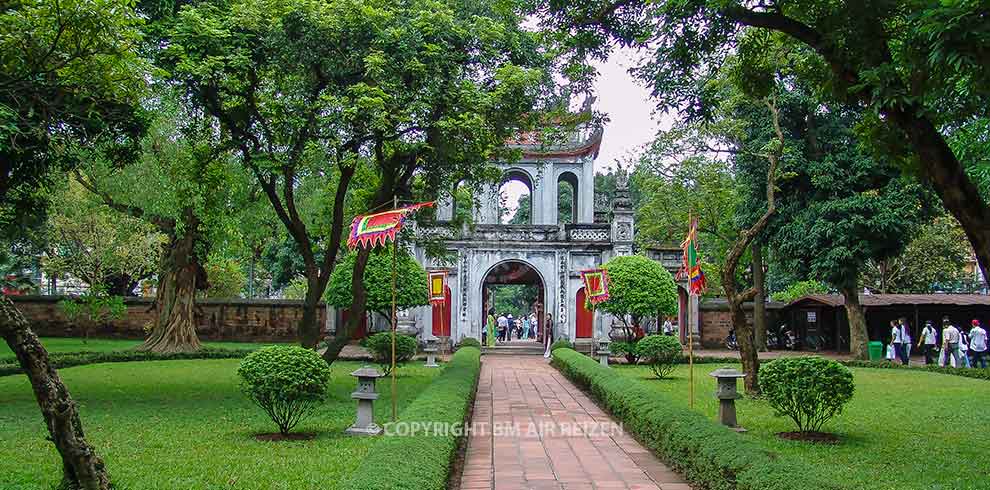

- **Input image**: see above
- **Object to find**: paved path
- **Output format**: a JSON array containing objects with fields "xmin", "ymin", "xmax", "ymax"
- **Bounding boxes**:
[{"xmin": 459, "ymin": 355, "xmax": 691, "ymax": 490}]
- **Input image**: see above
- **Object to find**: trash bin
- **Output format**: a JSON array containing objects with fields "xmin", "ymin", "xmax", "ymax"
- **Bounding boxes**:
[{"xmin": 868, "ymin": 341, "xmax": 883, "ymax": 361}]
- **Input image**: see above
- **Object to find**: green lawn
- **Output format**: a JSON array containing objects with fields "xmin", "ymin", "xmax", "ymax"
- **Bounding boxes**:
[
  {"xmin": 613, "ymin": 364, "xmax": 990, "ymax": 490},
  {"xmin": 0, "ymin": 359, "xmax": 439, "ymax": 490},
  {"xmin": 0, "ymin": 337, "xmax": 286, "ymax": 357}
]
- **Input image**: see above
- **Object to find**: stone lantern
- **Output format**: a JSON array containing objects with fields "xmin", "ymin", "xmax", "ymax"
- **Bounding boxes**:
[
  {"xmin": 345, "ymin": 366, "xmax": 384, "ymax": 436},
  {"xmin": 596, "ymin": 337, "xmax": 611, "ymax": 367},
  {"xmin": 708, "ymin": 367, "xmax": 747, "ymax": 430},
  {"xmin": 423, "ymin": 338, "xmax": 439, "ymax": 368}
]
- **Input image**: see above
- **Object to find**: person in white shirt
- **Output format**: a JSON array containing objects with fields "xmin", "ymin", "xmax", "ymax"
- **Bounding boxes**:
[
  {"xmin": 941, "ymin": 318, "xmax": 961, "ymax": 368},
  {"xmin": 662, "ymin": 318, "xmax": 674, "ymax": 336},
  {"xmin": 969, "ymin": 319, "xmax": 987, "ymax": 368},
  {"xmin": 496, "ymin": 314, "xmax": 508, "ymax": 343},
  {"xmin": 917, "ymin": 320, "xmax": 938, "ymax": 365},
  {"xmin": 897, "ymin": 318, "xmax": 911, "ymax": 365}
]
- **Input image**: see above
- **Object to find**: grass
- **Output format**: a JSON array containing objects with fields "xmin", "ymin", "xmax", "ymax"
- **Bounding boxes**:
[
  {"xmin": 0, "ymin": 359, "xmax": 440, "ymax": 490},
  {"xmin": 0, "ymin": 337, "xmax": 286, "ymax": 357},
  {"xmin": 613, "ymin": 363, "xmax": 990, "ymax": 490}
]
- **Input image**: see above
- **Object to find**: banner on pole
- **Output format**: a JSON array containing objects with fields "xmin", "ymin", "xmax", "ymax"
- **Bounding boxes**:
[
  {"xmin": 580, "ymin": 268, "xmax": 611, "ymax": 305},
  {"xmin": 678, "ymin": 217, "xmax": 707, "ymax": 296},
  {"xmin": 428, "ymin": 269, "xmax": 448, "ymax": 304},
  {"xmin": 347, "ymin": 201, "xmax": 434, "ymax": 249}
]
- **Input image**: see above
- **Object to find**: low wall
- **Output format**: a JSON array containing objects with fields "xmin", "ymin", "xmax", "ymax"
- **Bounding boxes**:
[
  {"xmin": 9, "ymin": 295, "xmax": 323, "ymax": 342},
  {"xmin": 698, "ymin": 299, "xmax": 785, "ymax": 348}
]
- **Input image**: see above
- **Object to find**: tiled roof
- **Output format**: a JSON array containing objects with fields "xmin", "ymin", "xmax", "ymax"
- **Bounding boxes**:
[{"xmin": 789, "ymin": 294, "xmax": 990, "ymax": 308}]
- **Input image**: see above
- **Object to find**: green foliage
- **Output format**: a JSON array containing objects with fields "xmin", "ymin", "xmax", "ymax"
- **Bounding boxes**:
[
  {"xmin": 0, "ymin": 249, "xmax": 38, "ymax": 294},
  {"xmin": 43, "ymin": 181, "xmax": 165, "ymax": 292},
  {"xmin": 549, "ymin": 339, "xmax": 573, "ymax": 352},
  {"xmin": 0, "ymin": 347, "xmax": 257, "ymax": 377},
  {"xmin": 203, "ymin": 257, "xmax": 246, "ymax": 298},
  {"xmin": 339, "ymin": 347, "xmax": 481, "ymax": 490},
  {"xmin": 611, "ymin": 340, "xmax": 640, "ymax": 364},
  {"xmin": 326, "ymin": 248, "xmax": 429, "ymax": 316},
  {"xmin": 550, "ymin": 348, "xmax": 839, "ymax": 490},
  {"xmin": 237, "ymin": 346, "xmax": 332, "ymax": 435},
  {"xmin": 281, "ymin": 276, "xmax": 309, "ymax": 300},
  {"xmin": 491, "ymin": 284, "xmax": 539, "ymax": 318},
  {"xmin": 635, "ymin": 335, "xmax": 682, "ymax": 379},
  {"xmin": 58, "ymin": 288, "xmax": 126, "ymax": 340},
  {"xmin": 457, "ymin": 337, "xmax": 481, "ymax": 349},
  {"xmin": 0, "ymin": 0, "xmax": 147, "ymax": 234},
  {"xmin": 364, "ymin": 332, "xmax": 419, "ymax": 376},
  {"xmin": 598, "ymin": 255, "xmax": 678, "ymax": 322},
  {"xmin": 770, "ymin": 280, "xmax": 829, "ymax": 304},
  {"xmin": 760, "ymin": 357, "xmax": 855, "ymax": 433}
]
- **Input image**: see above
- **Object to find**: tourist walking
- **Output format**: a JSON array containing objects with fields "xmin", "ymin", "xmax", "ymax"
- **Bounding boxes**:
[
  {"xmin": 958, "ymin": 325, "xmax": 971, "ymax": 368},
  {"xmin": 521, "ymin": 315, "xmax": 531, "ymax": 340},
  {"xmin": 890, "ymin": 320, "xmax": 906, "ymax": 365},
  {"xmin": 486, "ymin": 309, "xmax": 496, "ymax": 348},
  {"xmin": 941, "ymin": 318, "xmax": 961, "ymax": 368},
  {"xmin": 662, "ymin": 318, "xmax": 675, "ymax": 336},
  {"xmin": 969, "ymin": 320, "xmax": 987, "ymax": 369},
  {"xmin": 529, "ymin": 313, "xmax": 538, "ymax": 339},
  {"xmin": 918, "ymin": 320, "xmax": 938, "ymax": 365},
  {"xmin": 497, "ymin": 313, "xmax": 508, "ymax": 343},
  {"xmin": 898, "ymin": 318, "xmax": 911, "ymax": 364},
  {"xmin": 543, "ymin": 316, "xmax": 554, "ymax": 358}
]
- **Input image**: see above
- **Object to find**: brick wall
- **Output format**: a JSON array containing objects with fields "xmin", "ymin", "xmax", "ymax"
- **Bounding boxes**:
[
  {"xmin": 698, "ymin": 300, "xmax": 784, "ymax": 349},
  {"xmin": 9, "ymin": 296, "xmax": 323, "ymax": 342}
]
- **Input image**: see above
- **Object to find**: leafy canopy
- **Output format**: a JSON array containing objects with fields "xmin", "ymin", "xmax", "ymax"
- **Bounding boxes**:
[
  {"xmin": 597, "ymin": 255, "xmax": 678, "ymax": 320},
  {"xmin": 325, "ymin": 248, "xmax": 429, "ymax": 316}
]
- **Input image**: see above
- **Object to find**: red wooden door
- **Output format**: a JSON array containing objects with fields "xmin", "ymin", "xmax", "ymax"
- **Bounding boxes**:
[
  {"xmin": 576, "ymin": 287, "xmax": 593, "ymax": 338},
  {"xmin": 432, "ymin": 286, "xmax": 452, "ymax": 336},
  {"xmin": 340, "ymin": 309, "xmax": 368, "ymax": 339}
]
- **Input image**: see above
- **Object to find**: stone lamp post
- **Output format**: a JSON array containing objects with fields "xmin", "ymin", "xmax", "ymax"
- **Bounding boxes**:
[
  {"xmin": 708, "ymin": 367, "xmax": 747, "ymax": 431},
  {"xmin": 424, "ymin": 338, "xmax": 439, "ymax": 368},
  {"xmin": 346, "ymin": 366, "xmax": 384, "ymax": 436},
  {"xmin": 596, "ymin": 337, "xmax": 611, "ymax": 367}
]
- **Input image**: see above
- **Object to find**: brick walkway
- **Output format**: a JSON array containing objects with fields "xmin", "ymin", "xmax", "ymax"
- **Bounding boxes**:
[{"xmin": 459, "ymin": 355, "xmax": 691, "ymax": 490}]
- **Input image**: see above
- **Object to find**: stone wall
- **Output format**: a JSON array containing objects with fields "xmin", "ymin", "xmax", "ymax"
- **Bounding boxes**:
[
  {"xmin": 698, "ymin": 299, "xmax": 784, "ymax": 349},
  {"xmin": 9, "ymin": 296, "xmax": 324, "ymax": 343}
]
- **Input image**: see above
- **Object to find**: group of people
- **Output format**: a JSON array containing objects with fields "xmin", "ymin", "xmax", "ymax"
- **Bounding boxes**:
[
  {"xmin": 484, "ymin": 310, "xmax": 539, "ymax": 346},
  {"xmin": 888, "ymin": 317, "xmax": 987, "ymax": 368}
]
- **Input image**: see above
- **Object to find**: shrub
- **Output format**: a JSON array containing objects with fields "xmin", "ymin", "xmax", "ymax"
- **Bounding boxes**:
[
  {"xmin": 551, "ymin": 348, "xmax": 840, "ymax": 490},
  {"xmin": 365, "ymin": 332, "xmax": 418, "ymax": 376},
  {"xmin": 760, "ymin": 357, "xmax": 855, "ymax": 433},
  {"xmin": 338, "ymin": 347, "xmax": 481, "ymax": 490},
  {"xmin": 550, "ymin": 338, "xmax": 573, "ymax": 352},
  {"xmin": 458, "ymin": 337, "xmax": 481, "ymax": 349},
  {"xmin": 237, "ymin": 346, "xmax": 332, "ymax": 435},
  {"xmin": 636, "ymin": 335, "xmax": 682, "ymax": 379},
  {"xmin": 611, "ymin": 340, "xmax": 640, "ymax": 364}
]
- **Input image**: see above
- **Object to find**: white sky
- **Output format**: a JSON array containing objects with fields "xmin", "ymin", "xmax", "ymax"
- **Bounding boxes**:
[{"xmin": 499, "ymin": 47, "xmax": 669, "ymax": 220}]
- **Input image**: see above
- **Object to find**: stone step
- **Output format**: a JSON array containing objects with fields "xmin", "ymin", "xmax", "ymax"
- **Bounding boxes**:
[{"xmin": 482, "ymin": 342, "xmax": 546, "ymax": 355}]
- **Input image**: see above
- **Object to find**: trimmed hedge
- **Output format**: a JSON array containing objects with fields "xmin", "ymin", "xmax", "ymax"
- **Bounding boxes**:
[
  {"xmin": 0, "ymin": 348, "xmax": 252, "ymax": 377},
  {"xmin": 840, "ymin": 359, "xmax": 990, "ymax": 381},
  {"xmin": 339, "ymin": 346, "xmax": 481, "ymax": 490},
  {"xmin": 551, "ymin": 348, "xmax": 842, "ymax": 490}
]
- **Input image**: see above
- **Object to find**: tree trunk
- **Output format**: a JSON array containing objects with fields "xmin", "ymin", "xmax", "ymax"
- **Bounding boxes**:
[
  {"xmin": 752, "ymin": 242, "xmax": 768, "ymax": 351},
  {"xmin": 322, "ymin": 246, "xmax": 372, "ymax": 364},
  {"xmin": 0, "ymin": 296, "xmax": 112, "ymax": 490},
  {"xmin": 730, "ymin": 297, "xmax": 760, "ymax": 394},
  {"xmin": 840, "ymin": 283, "xmax": 869, "ymax": 360},
  {"xmin": 886, "ymin": 108, "xmax": 990, "ymax": 289},
  {"xmin": 299, "ymin": 277, "xmax": 323, "ymax": 348},
  {"xmin": 140, "ymin": 212, "xmax": 203, "ymax": 353}
]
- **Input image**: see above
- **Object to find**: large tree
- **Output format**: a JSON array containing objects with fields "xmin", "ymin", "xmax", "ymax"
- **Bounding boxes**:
[
  {"xmin": 540, "ymin": 0, "xmax": 990, "ymax": 289},
  {"xmin": 326, "ymin": 248, "xmax": 429, "ymax": 318},
  {"xmin": 75, "ymin": 97, "xmax": 249, "ymax": 353},
  {"xmin": 164, "ymin": 0, "xmax": 565, "ymax": 359},
  {"xmin": 0, "ymin": 0, "xmax": 149, "ymax": 487}
]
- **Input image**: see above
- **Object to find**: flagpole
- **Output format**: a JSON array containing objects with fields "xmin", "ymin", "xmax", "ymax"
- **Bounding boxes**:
[
  {"xmin": 391, "ymin": 195, "xmax": 398, "ymax": 422},
  {"xmin": 688, "ymin": 212, "xmax": 695, "ymax": 410}
]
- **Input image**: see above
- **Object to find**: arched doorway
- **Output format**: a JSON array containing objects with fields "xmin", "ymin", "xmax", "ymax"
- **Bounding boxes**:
[
  {"xmin": 576, "ymin": 287, "xmax": 593, "ymax": 338},
  {"xmin": 481, "ymin": 260, "xmax": 546, "ymax": 344},
  {"xmin": 431, "ymin": 285, "xmax": 452, "ymax": 337},
  {"xmin": 498, "ymin": 169, "xmax": 533, "ymax": 224}
]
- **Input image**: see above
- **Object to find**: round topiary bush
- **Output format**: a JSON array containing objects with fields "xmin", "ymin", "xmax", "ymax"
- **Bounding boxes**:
[
  {"xmin": 458, "ymin": 337, "xmax": 481, "ymax": 349},
  {"xmin": 237, "ymin": 345, "xmax": 332, "ymax": 435},
  {"xmin": 365, "ymin": 332, "xmax": 418, "ymax": 376},
  {"xmin": 636, "ymin": 335, "xmax": 682, "ymax": 379},
  {"xmin": 760, "ymin": 356, "xmax": 855, "ymax": 434}
]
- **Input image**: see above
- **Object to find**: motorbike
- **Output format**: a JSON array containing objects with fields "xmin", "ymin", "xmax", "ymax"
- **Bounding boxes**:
[{"xmin": 724, "ymin": 331, "xmax": 739, "ymax": 350}]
